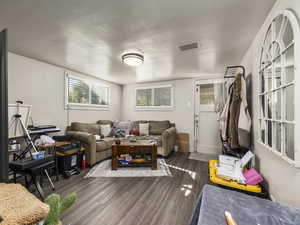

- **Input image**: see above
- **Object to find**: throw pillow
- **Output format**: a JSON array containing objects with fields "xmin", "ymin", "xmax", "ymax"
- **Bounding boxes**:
[
  {"xmin": 139, "ymin": 123, "xmax": 149, "ymax": 136},
  {"xmin": 113, "ymin": 121, "xmax": 132, "ymax": 135},
  {"xmin": 94, "ymin": 134, "xmax": 101, "ymax": 141},
  {"xmin": 129, "ymin": 128, "xmax": 139, "ymax": 136},
  {"xmin": 110, "ymin": 126, "xmax": 126, "ymax": 138},
  {"xmin": 100, "ymin": 124, "xmax": 112, "ymax": 137}
]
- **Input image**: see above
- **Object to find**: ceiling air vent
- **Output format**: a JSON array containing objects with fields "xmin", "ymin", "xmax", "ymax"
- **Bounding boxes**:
[{"xmin": 178, "ymin": 42, "xmax": 198, "ymax": 51}]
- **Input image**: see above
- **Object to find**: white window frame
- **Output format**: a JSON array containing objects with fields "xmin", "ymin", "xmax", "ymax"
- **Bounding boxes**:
[
  {"xmin": 65, "ymin": 72, "xmax": 110, "ymax": 110},
  {"xmin": 258, "ymin": 9, "xmax": 300, "ymax": 167},
  {"xmin": 135, "ymin": 84, "xmax": 174, "ymax": 110}
]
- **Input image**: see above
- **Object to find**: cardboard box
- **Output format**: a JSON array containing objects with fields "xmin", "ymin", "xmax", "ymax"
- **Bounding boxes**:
[{"xmin": 176, "ymin": 133, "xmax": 189, "ymax": 152}]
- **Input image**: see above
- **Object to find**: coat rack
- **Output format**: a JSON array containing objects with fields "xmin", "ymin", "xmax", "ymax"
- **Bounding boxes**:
[
  {"xmin": 221, "ymin": 65, "xmax": 251, "ymax": 159},
  {"xmin": 224, "ymin": 65, "xmax": 245, "ymax": 79},
  {"xmin": 223, "ymin": 65, "xmax": 246, "ymax": 98}
]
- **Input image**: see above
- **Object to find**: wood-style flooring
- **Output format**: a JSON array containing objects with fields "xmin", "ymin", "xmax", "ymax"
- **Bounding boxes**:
[{"xmin": 45, "ymin": 152, "xmax": 209, "ymax": 225}]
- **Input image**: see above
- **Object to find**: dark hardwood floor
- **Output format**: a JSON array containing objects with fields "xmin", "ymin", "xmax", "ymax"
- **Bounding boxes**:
[{"xmin": 45, "ymin": 152, "xmax": 209, "ymax": 225}]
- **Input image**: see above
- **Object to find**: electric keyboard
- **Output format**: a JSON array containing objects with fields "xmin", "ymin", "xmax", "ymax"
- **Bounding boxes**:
[{"xmin": 29, "ymin": 127, "xmax": 60, "ymax": 135}]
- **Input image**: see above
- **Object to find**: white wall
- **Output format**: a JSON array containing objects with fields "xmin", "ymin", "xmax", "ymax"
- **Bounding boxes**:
[
  {"xmin": 241, "ymin": 0, "xmax": 300, "ymax": 208},
  {"xmin": 8, "ymin": 52, "xmax": 122, "ymax": 133},
  {"xmin": 122, "ymin": 79, "xmax": 196, "ymax": 151}
]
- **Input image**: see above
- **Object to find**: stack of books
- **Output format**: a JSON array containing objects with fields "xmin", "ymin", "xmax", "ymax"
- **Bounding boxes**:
[
  {"xmin": 117, "ymin": 153, "xmax": 151, "ymax": 164},
  {"xmin": 118, "ymin": 154, "xmax": 132, "ymax": 164},
  {"xmin": 217, "ymin": 151, "xmax": 254, "ymax": 184}
]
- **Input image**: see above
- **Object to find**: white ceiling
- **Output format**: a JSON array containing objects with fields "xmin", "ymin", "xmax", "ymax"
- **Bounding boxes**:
[{"xmin": 0, "ymin": 0, "xmax": 276, "ymax": 84}]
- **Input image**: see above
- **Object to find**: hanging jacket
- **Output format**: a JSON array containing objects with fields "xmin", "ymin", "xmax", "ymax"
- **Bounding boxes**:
[
  {"xmin": 228, "ymin": 74, "xmax": 242, "ymax": 149},
  {"xmin": 219, "ymin": 87, "xmax": 232, "ymax": 142},
  {"xmin": 219, "ymin": 73, "xmax": 251, "ymax": 149},
  {"xmin": 238, "ymin": 74, "xmax": 251, "ymax": 148}
]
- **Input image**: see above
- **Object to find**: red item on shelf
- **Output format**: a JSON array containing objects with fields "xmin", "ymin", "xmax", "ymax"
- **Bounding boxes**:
[{"xmin": 82, "ymin": 154, "xmax": 86, "ymax": 170}]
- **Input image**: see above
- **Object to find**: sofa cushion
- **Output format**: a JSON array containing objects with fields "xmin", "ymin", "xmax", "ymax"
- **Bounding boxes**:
[
  {"xmin": 97, "ymin": 120, "xmax": 113, "ymax": 126},
  {"xmin": 149, "ymin": 120, "xmax": 170, "ymax": 135},
  {"xmin": 96, "ymin": 139, "xmax": 113, "ymax": 152},
  {"xmin": 103, "ymin": 137, "xmax": 115, "ymax": 145},
  {"xmin": 136, "ymin": 135, "xmax": 162, "ymax": 147},
  {"xmin": 71, "ymin": 122, "xmax": 100, "ymax": 135}
]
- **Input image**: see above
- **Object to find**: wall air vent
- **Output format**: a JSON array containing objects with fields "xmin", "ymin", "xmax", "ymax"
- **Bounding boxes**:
[{"xmin": 178, "ymin": 42, "xmax": 198, "ymax": 51}]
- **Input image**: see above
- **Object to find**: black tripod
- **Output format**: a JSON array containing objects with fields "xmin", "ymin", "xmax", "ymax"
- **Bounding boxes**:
[{"xmin": 9, "ymin": 101, "xmax": 55, "ymax": 190}]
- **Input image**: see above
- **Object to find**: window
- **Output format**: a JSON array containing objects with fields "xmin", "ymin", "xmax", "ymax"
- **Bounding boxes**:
[
  {"xmin": 196, "ymin": 80, "xmax": 223, "ymax": 112},
  {"xmin": 65, "ymin": 73, "xmax": 110, "ymax": 109},
  {"xmin": 135, "ymin": 85, "xmax": 174, "ymax": 109},
  {"xmin": 199, "ymin": 84, "xmax": 215, "ymax": 105},
  {"xmin": 258, "ymin": 10, "xmax": 299, "ymax": 166}
]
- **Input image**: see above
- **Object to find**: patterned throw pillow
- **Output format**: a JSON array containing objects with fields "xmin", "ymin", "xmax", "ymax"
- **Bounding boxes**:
[
  {"xmin": 110, "ymin": 126, "xmax": 125, "ymax": 138},
  {"xmin": 113, "ymin": 121, "xmax": 132, "ymax": 135}
]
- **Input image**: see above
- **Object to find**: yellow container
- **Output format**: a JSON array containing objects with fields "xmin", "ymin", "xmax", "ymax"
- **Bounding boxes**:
[{"xmin": 209, "ymin": 160, "xmax": 262, "ymax": 193}]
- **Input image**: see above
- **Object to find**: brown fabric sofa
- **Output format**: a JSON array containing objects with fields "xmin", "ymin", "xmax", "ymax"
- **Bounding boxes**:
[
  {"xmin": 132, "ymin": 120, "xmax": 176, "ymax": 157},
  {"xmin": 66, "ymin": 120, "xmax": 176, "ymax": 166}
]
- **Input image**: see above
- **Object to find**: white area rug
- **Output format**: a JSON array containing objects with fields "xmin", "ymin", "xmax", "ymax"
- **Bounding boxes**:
[
  {"xmin": 85, "ymin": 159, "xmax": 172, "ymax": 178},
  {"xmin": 189, "ymin": 152, "xmax": 218, "ymax": 162}
]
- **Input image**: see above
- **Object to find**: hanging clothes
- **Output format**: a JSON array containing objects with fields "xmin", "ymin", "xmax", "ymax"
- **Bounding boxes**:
[
  {"xmin": 219, "ymin": 87, "xmax": 232, "ymax": 142},
  {"xmin": 219, "ymin": 73, "xmax": 251, "ymax": 149},
  {"xmin": 228, "ymin": 73, "xmax": 242, "ymax": 149},
  {"xmin": 238, "ymin": 73, "xmax": 251, "ymax": 148}
]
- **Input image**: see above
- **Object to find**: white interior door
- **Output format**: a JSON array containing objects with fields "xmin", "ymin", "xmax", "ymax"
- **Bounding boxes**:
[{"xmin": 194, "ymin": 79, "xmax": 223, "ymax": 154}]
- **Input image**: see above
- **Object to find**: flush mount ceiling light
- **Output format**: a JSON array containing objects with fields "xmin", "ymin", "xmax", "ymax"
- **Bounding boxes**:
[{"xmin": 122, "ymin": 53, "xmax": 144, "ymax": 67}]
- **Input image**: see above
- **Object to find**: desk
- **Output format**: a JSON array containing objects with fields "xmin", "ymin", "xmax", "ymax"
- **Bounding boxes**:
[{"xmin": 9, "ymin": 127, "xmax": 60, "ymax": 160}]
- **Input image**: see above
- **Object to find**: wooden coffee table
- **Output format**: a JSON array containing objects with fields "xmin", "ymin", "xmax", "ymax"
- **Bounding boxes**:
[{"xmin": 111, "ymin": 140, "xmax": 157, "ymax": 170}]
